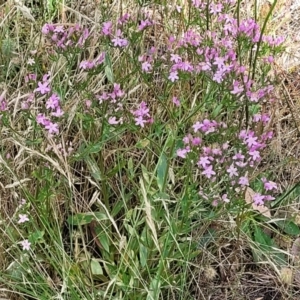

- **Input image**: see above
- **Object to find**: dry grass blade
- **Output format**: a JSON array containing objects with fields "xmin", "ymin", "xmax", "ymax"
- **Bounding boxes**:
[{"xmin": 140, "ymin": 177, "xmax": 160, "ymax": 253}]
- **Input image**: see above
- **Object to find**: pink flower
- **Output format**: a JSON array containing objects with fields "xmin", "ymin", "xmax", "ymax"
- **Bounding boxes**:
[
  {"xmin": 35, "ymin": 81, "xmax": 51, "ymax": 95},
  {"xmin": 178, "ymin": 61, "xmax": 193, "ymax": 72},
  {"xmin": 94, "ymin": 52, "xmax": 106, "ymax": 65},
  {"xmin": 236, "ymin": 161, "xmax": 247, "ymax": 167},
  {"xmin": 261, "ymin": 114, "xmax": 270, "ymax": 124},
  {"xmin": 227, "ymin": 164, "xmax": 238, "ymax": 177},
  {"xmin": 222, "ymin": 194, "xmax": 230, "ymax": 203},
  {"xmin": 168, "ymin": 71, "xmax": 179, "ymax": 82},
  {"xmin": 46, "ymin": 93, "xmax": 60, "ymax": 110},
  {"xmin": 192, "ymin": 121, "xmax": 203, "ymax": 132},
  {"xmin": 197, "ymin": 156, "xmax": 211, "ymax": 168},
  {"xmin": 42, "ymin": 24, "xmax": 53, "ymax": 35},
  {"xmin": 209, "ymin": 2, "xmax": 223, "ymax": 14},
  {"xmin": 264, "ymin": 195, "xmax": 275, "ymax": 201},
  {"xmin": 177, "ymin": 148, "xmax": 190, "ymax": 158},
  {"xmin": 192, "ymin": 137, "xmax": 201, "ymax": 146},
  {"xmin": 172, "ymin": 96, "xmax": 180, "ymax": 107},
  {"xmin": 134, "ymin": 116, "xmax": 147, "ymax": 127},
  {"xmin": 233, "ymin": 151, "xmax": 245, "ymax": 160},
  {"xmin": 142, "ymin": 61, "xmax": 152, "ymax": 72},
  {"xmin": 112, "ymin": 37, "xmax": 128, "ymax": 47},
  {"xmin": 212, "ymin": 199, "xmax": 219, "ymax": 206},
  {"xmin": 112, "ymin": 83, "xmax": 124, "ymax": 98},
  {"xmin": 212, "ymin": 148, "xmax": 222, "ymax": 155},
  {"xmin": 213, "ymin": 56, "xmax": 225, "ymax": 68},
  {"xmin": 222, "ymin": 142, "xmax": 229, "ymax": 150},
  {"xmin": 176, "ymin": 5, "xmax": 182, "ymax": 12},
  {"xmin": 253, "ymin": 193, "xmax": 265, "ymax": 205},
  {"xmin": 36, "ymin": 113, "xmax": 49, "ymax": 125},
  {"xmin": 51, "ymin": 107, "xmax": 64, "ymax": 117},
  {"xmin": 20, "ymin": 239, "xmax": 31, "ymax": 251},
  {"xmin": 77, "ymin": 28, "xmax": 90, "ymax": 47},
  {"xmin": 249, "ymin": 150, "xmax": 260, "ymax": 161},
  {"xmin": 231, "ymin": 80, "xmax": 243, "ymax": 95},
  {"xmin": 18, "ymin": 214, "xmax": 29, "ymax": 224},
  {"xmin": 202, "ymin": 165, "xmax": 216, "ymax": 178},
  {"xmin": 0, "ymin": 97, "xmax": 7, "ymax": 111},
  {"xmin": 79, "ymin": 60, "xmax": 91, "ymax": 70},
  {"xmin": 85, "ymin": 100, "xmax": 92, "ymax": 108},
  {"xmin": 245, "ymin": 135, "xmax": 258, "ymax": 147},
  {"xmin": 170, "ymin": 54, "xmax": 182, "ymax": 63},
  {"xmin": 239, "ymin": 130, "xmax": 248, "ymax": 139},
  {"xmin": 43, "ymin": 72, "xmax": 51, "ymax": 82},
  {"xmin": 238, "ymin": 176, "xmax": 249, "ymax": 186},
  {"xmin": 213, "ymin": 71, "xmax": 224, "ymax": 83},
  {"xmin": 118, "ymin": 13, "xmax": 131, "ymax": 25},
  {"xmin": 138, "ymin": 19, "xmax": 152, "ymax": 31},
  {"xmin": 29, "ymin": 74, "xmax": 37, "ymax": 81},
  {"xmin": 51, "ymin": 34, "xmax": 58, "ymax": 42},
  {"xmin": 108, "ymin": 116, "xmax": 119, "ymax": 125},
  {"xmin": 45, "ymin": 122, "xmax": 59, "ymax": 134},
  {"xmin": 102, "ymin": 21, "xmax": 113, "ymax": 36},
  {"xmin": 183, "ymin": 134, "xmax": 192, "ymax": 144},
  {"xmin": 264, "ymin": 180, "xmax": 277, "ymax": 191},
  {"xmin": 253, "ymin": 114, "xmax": 261, "ymax": 122},
  {"xmin": 54, "ymin": 25, "xmax": 64, "ymax": 33}
]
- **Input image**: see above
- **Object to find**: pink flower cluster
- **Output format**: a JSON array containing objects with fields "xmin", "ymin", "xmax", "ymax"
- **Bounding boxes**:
[
  {"xmin": 45, "ymin": 141, "xmax": 74, "ymax": 157},
  {"xmin": 0, "ymin": 91, "xmax": 7, "ymax": 112},
  {"xmin": 131, "ymin": 101, "xmax": 153, "ymax": 128},
  {"xmin": 101, "ymin": 22, "xmax": 129, "ymax": 48},
  {"xmin": 96, "ymin": 83, "xmax": 125, "ymax": 104},
  {"xmin": 118, "ymin": 13, "xmax": 131, "ymax": 25},
  {"xmin": 177, "ymin": 118, "xmax": 277, "ymax": 206},
  {"xmin": 15, "ymin": 199, "xmax": 31, "ymax": 251},
  {"xmin": 41, "ymin": 23, "xmax": 90, "ymax": 50},
  {"xmin": 79, "ymin": 52, "xmax": 106, "ymax": 70},
  {"xmin": 96, "ymin": 83, "xmax": 125, "ymax": 125},
  {"xmin": 163, "ymin": 0, "xmax": 283, "ymax": 105},
  {"xmin": 138, "ymin": 19, "xmax": 153, "ymax": 31},
  {"xmin": 24, "ymin": 73, "xmax": 37, "ymax": 83},
  {"xmin": 139, "ymin": 46, "xmax": 157, "ymax": 73},
  {"xmin": 34, "ymin": 73, "xmax": 64, "ymax": 136}
]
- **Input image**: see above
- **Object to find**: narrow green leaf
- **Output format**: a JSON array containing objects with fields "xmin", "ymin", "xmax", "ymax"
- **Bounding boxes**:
[
  {"xmin": 141, "ymin": 164, "xmax": 150, "ymax": 183},
  {"xmin": 147, "ymin": 277, "xmax": 161, "ymax": 300},
  {"xmin": 139, "ymin": 243, "xmax": 148, "ymax": 267},
  {"xmin": 97, "ymin": 232, "xmax": 110, "ymax": 252},
  {"xmin": 128, "ymin": 157, "xmax": 134, "ymax": 178},
  {"xmin": 94, "ymin": 212, "xmax": 109, "ymax": 221},
  {"xmin": 254, "ymin": 226, "xmax": 272, "ymax": 246},
  {"xmin": 136, "ymin": 138, "xmax": 150, "ymax": 148},
  {"xmin": 74, "ymin": 141, "xmax": 103, "ymax": 161},
  {"xmin": 67, "ymin": 213, "xmax": 94, "ymax": 225},
  {"xmin": 111, "ymin": 201, "xmax": 124, "ymax": 217},
  {"xmin": 85, "ymin": 156, "xmax": 102, "ymax": 181},
  {"xmin": 67, "ymin": 212, "xmax": 108, "ymax": 225},
  {"xmin": 157, "ymin": 153, "xmax": 168, "ymax": 192},
  {"xmin": 89, "ymin": 141, "xmax": 103, "ymax": 153},
  {"xmin": 105, "ymin": 53, "xmax": 114, "ymax": 83}
]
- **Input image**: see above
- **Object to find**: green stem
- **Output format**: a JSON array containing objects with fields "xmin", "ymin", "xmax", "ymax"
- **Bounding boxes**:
[{"xmin": 251, "ymin": 0, "xmax": 278, "ymax": 82}]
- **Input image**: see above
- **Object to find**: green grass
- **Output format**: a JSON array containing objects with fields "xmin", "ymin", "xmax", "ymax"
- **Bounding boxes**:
[{"xmin": 0, "ymin": 0, "xmax": 299, "ymax": 299}]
